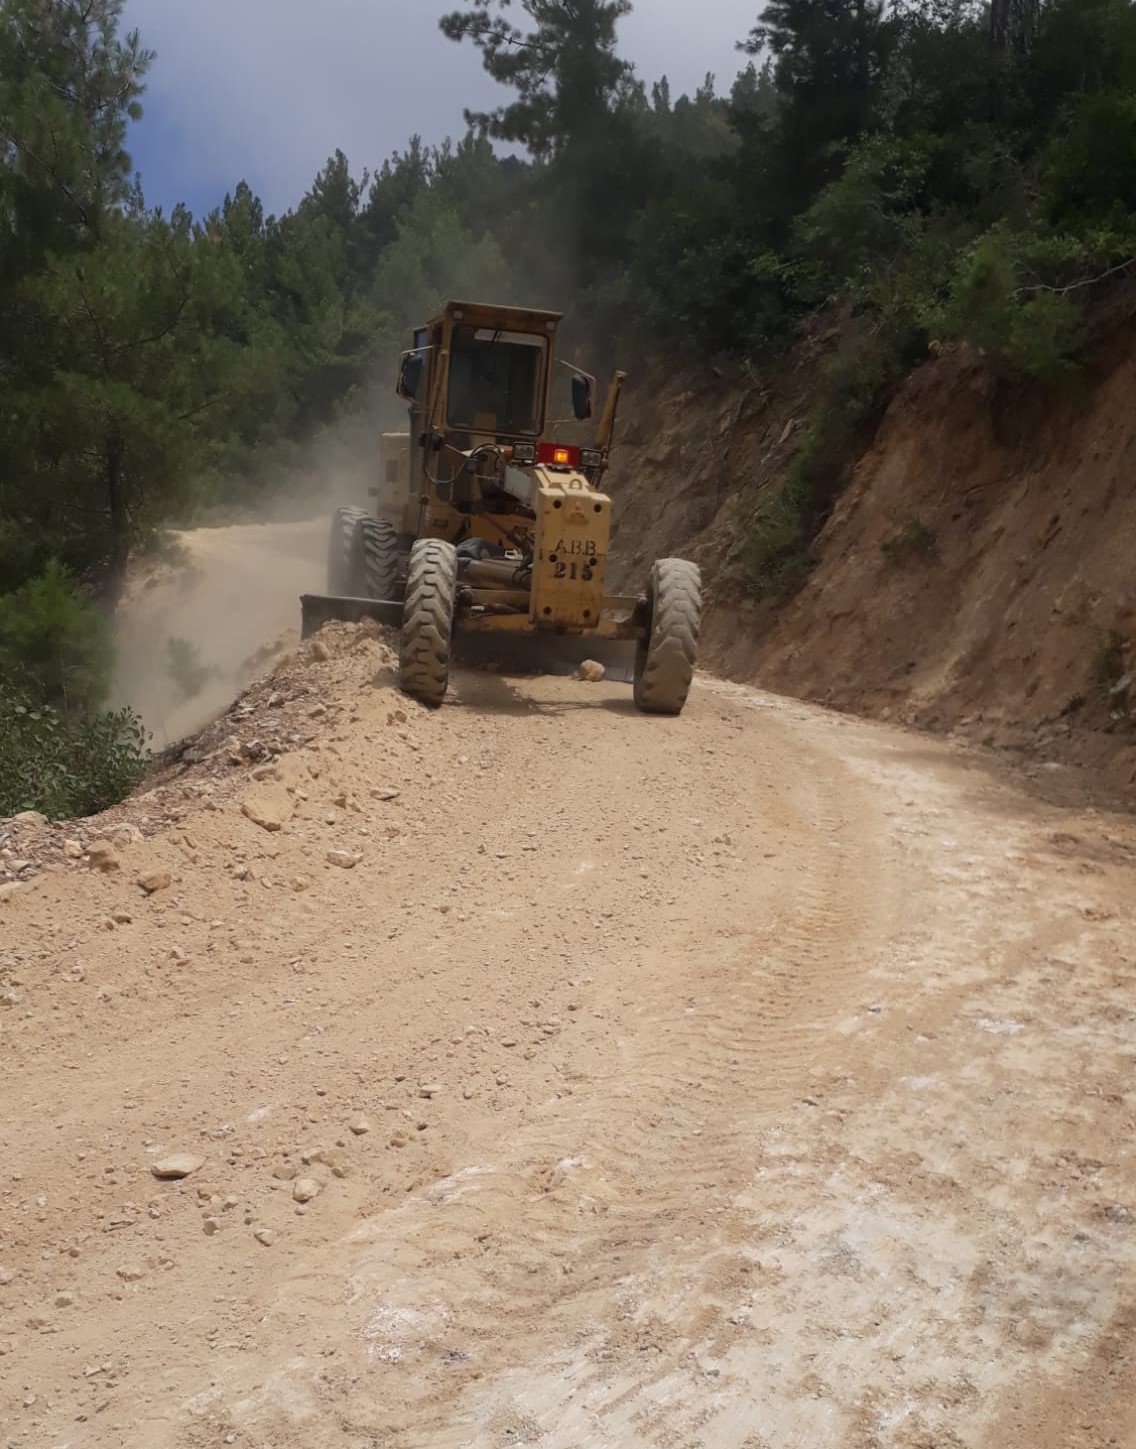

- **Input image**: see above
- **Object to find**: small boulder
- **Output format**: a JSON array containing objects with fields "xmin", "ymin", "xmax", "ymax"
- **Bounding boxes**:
[
  {"xmin": 87, "ymin": 842, "xmax": 121, "ymax": 874},
  {"xmin": 241, "ymin": 783, "xmax": 294, "ymax": 833},
  {"xmin": 577, "ymin": 660, "xmax": 606, "ymax": 683},
  {"xmin": 150, "ymin": 1153, "xmax": 204, "ymax": 1181}
]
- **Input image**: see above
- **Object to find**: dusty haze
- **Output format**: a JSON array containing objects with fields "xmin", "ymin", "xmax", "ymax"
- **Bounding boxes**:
[{"xmin": 111, "ymin": 518, "xmax": 326, "ymax": 747}]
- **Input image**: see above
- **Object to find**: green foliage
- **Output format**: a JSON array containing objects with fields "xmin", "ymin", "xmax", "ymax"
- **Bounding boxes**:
[
  {"xmin": 0, "ymin": 692, "xmax": 150, "ymax": 821},
  {"xmin": 1094, "ymin": 629, "xmax": 1127, "ymax": 691},
  {"xmin": 880, "ymin": 516, "xmax": 938, "ymax": 566},
  {"xmin": 744, "ymin": 322, "xmax": 905, "ymax": 601},
  {"xmin": 742, "ymin": 480, "xmax": 816, "ymax": 603},
  {"xmin": 943, "ymin": 229, "xmax": 1089, "ymax": 382},
  {"xmin": 0, "ymin": 562, "xmax": 114, "ymax": 713},
  {"xmin": 439, "ymin": 0, "xmax": 636, "ymax": 159},
  {"xmin": 1044, "ymin": 92, "xmax": 1136, "ymax": 225}
]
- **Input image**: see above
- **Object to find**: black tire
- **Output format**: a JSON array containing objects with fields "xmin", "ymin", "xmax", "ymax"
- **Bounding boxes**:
[
  {"xmin": 358, "ymin": 516, "xmax": 400, "ymax": 600},
  {"xmin": 399, "ymin": 539, "xmax": 458, "ymax": 707},
  {"xmin": 327, "ymin": 506, "xmax": 368, "ymax": 595},
  {"xmin": 632, "ymin": 558, "xmax": 702, "ymax": 716}
]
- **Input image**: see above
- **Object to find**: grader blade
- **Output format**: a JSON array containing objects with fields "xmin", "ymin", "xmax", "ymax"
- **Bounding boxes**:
[{"xmin": 300, "ymin": 593, "xmax": 404, "ymax": 640}]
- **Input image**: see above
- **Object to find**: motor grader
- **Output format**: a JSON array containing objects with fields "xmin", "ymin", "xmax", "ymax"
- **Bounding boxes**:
[{"xmin": 300, "ymin": 300, "xmax": 701, "ymax": 713}]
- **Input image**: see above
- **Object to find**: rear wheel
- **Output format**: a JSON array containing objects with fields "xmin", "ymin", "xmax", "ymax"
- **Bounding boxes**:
[
  {"xmin": 399, "ymin": 539, "xmax": 458, "ymax": 708},
  {"xmin": 633, "ymin": 558, "xmax": 702, "ymax": 715},
  {"xmin": 327, "ymin": 507, "xmax": 367, "ymax": 596},
  {"xmin": 358, "ymin": 516, "xmax": 400, "ymax": 600}
]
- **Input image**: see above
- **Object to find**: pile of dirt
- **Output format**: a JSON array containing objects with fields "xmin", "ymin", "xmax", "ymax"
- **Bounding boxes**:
[
  {"xmin": 607, "ymin": 335, "xmax": 1136, "ymax": 797},
  {"xmin": 0, "ymin": 620, "xmax": 398, "ymax": 893}
]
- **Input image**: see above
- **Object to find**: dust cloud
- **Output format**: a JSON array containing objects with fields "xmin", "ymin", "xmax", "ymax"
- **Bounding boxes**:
[
  {"xmin": 110, "ymin": 386, "xmax": 394, "ymax": 746},
  {"xmin": 111, "ymin": 517, "xmax": 327, "ymax": 748}
]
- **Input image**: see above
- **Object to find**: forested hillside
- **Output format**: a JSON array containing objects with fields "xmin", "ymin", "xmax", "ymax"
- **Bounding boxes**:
[{"xmin": 3, "ymin": 0, "xmax": 1136, "ymax": 816}]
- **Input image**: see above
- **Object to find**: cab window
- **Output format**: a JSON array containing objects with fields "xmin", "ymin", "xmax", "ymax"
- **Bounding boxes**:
[{"xmin": 447, "ymin": 326, "xmax": 548, "ymax": 435}]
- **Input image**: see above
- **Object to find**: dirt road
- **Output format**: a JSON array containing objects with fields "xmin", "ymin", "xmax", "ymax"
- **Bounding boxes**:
[{"xmin": 3, "ymin": 619, "xmax": 1136, "ymax": 1449}]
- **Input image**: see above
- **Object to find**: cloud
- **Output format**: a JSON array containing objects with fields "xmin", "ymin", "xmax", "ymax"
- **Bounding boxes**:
[{"xmin": 123, "ymin": 0, "xmax": 758, "ymax": 216}]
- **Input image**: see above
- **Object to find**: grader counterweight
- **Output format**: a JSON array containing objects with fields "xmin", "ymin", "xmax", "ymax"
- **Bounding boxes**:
[{"xmin": 300, "ymin": 300, "xmax": 701, "ymax": 713}]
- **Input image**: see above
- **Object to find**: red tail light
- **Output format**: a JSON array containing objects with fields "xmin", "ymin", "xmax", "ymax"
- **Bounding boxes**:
[{"xmin": 537, "ymin": 442, "xmax": 580, "ymax": 468}]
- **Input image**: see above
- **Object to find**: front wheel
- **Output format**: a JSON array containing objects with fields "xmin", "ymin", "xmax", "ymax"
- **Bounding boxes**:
[
  {"xmin": 327, "ymin": 506, "xmax": 367, "ymax": 596},
  {"xmin": 633, "ymin": 558, "xmax": 702, "ymax": 715},
  {"xmin": 399, "ymin": 539, "xmax": 458, "ymax": 708},
  {"xmin": 358, "ymin": 516, "xmax": 401, "ymax": 600}
]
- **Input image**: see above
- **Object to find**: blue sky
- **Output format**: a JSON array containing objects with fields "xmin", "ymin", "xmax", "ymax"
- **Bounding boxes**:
[{"xmin": 122, "ymin": 0, "xmax": 760, "ymax": 218}]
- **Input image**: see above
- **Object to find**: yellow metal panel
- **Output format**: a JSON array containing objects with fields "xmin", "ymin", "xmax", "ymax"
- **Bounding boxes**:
[
  {"xmin": 379, "ymin": 433, "xmax": 409, "ymax": 503},
  {"xmin": 530, "ymin": 470, "xmax": 611, "ymax": 629}
]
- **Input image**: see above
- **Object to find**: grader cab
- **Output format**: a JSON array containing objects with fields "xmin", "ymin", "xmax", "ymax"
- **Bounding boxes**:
[{"xmin": 301, "ymin": 301, "xmax": 701, "ymax": 713}]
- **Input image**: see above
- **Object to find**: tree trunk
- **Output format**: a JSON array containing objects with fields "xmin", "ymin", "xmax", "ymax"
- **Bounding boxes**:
[{"xmin": 991, "ymin": 0, "xmax": 1040, "ymax": 56}]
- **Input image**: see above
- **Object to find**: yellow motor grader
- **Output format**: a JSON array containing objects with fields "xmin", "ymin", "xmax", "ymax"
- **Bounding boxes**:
[{"xmin": 301, "ymin": 300, "xmax": 701, "ymax": 713}]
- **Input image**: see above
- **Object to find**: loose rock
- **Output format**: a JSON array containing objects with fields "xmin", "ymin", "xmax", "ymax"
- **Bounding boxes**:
[
  {"xmin": 254, "ymin": 1228, "xmax": 276, "ymax": 1247},
  {"xmin": 150, "ymin": 1153, "xmax": 205, "ymax": 1180},
  {"xmin": 137, "ymin": 871, "xmax": 172, "ymax": 895},
  {"xmin": 326, "ymin": 850, "xmax": 360, "ymax": 869},
  {"xmin": 292, "ymin": 1178, "xmax": 321, "ymax": 1203},
  {"xmin": 240, "ymin": 783, "xmax": 294, "ymax": 833},
  {"xmin": 577, "ymin": 659, "xmax": 606, "ymax": 683},
  {"xmin": 348, "ymin": 1117, "xmax": 371, "ymax": 1136},
  {"xmin": 87, "ymin": 842, "xmax": 121, "ymax": 874}
]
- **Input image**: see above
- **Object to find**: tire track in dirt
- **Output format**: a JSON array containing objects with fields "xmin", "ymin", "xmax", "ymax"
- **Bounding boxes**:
[
  {"xmin": 4, "ymin": 619, "xmax": 1136, "ymax": 1449},
  {"xmin": 167, "ymin": 695, "xmax": 902, "ymax": 1449}
]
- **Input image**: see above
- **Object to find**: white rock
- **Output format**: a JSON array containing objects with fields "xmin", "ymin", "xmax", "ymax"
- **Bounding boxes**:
[
  {"xmin": 150, "ymin": 1153, "xmax": 204, "ymax": 1180},
  {"xmin": 326, "ymin": 850, "xmax": 360, "ymax": 869},
  {"xmin": 292, "ymin": 1178, "xmax": 321, "ymax": 1203}
]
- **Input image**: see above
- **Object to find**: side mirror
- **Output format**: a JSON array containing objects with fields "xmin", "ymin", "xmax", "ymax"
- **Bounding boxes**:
[
  {"xmin": 571, "ymin": 374, "xmax": 593, "ymax": 421},
  {"xmin": 398, "ymin": 353, "xmax": 424, "ymax": 401}
]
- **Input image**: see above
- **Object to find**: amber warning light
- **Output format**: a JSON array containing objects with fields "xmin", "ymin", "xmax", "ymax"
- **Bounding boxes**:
[
  {"xmin": 535, "ymin": 443, "xmax": 605, "ymax": 469},
  {"xmin": 538, "ymin": 442, "xmax": 578, "ymax": 467}
]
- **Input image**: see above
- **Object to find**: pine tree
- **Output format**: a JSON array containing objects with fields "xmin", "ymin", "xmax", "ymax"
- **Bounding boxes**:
[{"xmin": 439, "ymin": 0, "xmax": 636, "ymax": 159}]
